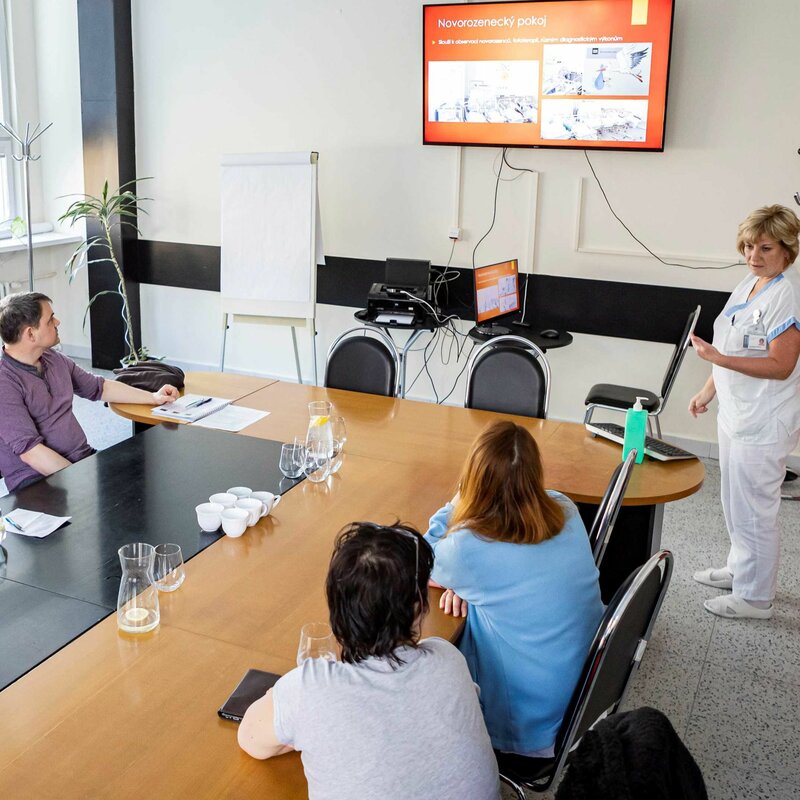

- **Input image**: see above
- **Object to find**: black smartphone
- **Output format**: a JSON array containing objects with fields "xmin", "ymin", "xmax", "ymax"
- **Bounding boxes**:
[{"xmin": 217, "ymin": 668, "xmax": 281, "ymax": 722}]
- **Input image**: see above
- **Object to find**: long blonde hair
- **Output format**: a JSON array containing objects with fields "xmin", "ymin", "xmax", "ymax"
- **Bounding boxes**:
[{"xmin": 449, "ymin": 421, "xmax": 565, "ymax": 545}]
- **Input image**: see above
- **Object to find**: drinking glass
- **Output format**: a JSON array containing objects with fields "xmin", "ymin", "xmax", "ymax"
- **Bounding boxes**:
[
  {"xmin": 297, "ymin": 622, "xmax": 338, "ymax": 666},
  {"xmin": 153, "ymin": 543, "xmax": 186, "ymax": 592},
  {"xmin": 279, "ymin": 442, "xmax": 306, "ymax": 479},
  {"xmin": 304, "ymin": 440, "xmax": 332, "ymax": 483},
  {"xmin": 329, "ymin": 438, "xmax": 345, "ymax": 474},
  {"xmin": 117, "ymin": 543, "xmax": 160, "ymax": 634},
  {"xmin": 330, "ymin": 415, "xmax": 347, "ymax": 447}
]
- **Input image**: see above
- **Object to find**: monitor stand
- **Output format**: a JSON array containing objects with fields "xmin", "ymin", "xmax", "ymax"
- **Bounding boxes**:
[{"xmin": 475, "ymin": 323, "xmax": 512, "ymax": 337}]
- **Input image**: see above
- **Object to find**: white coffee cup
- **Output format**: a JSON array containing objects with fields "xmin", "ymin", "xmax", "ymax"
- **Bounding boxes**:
[
  {"xmin": 251, "ymin": 491, "xmax": 281, "ymax": 515},
  {"xmin": 221, "ymin": 507, "xmax": 249, "ymax": 538},
  {"xmin": 227, "ymin": 486, "xmax": 252, "ymax": 499},
  {"xmin": 209, "ymin": 492, "xmax": 237, "ymax": 508},
  {"xmin": 196, "ymin": 502, "xmax": 224, "ymax": 532},
  {"xmin": 235, "ymin": 497, "xmax": 267, "ymax": 526}
]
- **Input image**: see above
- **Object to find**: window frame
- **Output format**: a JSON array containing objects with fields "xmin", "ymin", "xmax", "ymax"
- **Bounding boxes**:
[{"xmin": 0, "ymin": 2, "xmax": 19, "ymax": 222}]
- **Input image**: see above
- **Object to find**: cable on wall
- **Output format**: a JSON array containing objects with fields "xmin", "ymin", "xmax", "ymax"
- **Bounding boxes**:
[{"xmin": 584, "ymin": 150, "xmax": 744, "ymax": 271}]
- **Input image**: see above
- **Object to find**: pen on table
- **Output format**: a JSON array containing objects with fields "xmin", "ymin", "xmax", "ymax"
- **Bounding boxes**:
[
  {"xmin": 4, "ymin": 516, "xmax": 24, "ymax": 531},
  {"xmin": 185, "ymin": 397, "xmax": 211, "ymax": 409}
]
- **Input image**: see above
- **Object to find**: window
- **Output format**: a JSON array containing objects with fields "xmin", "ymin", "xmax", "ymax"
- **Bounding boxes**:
[{"xmin": 0, "ymin": 2, "xmax": 18, "ymax": 223}]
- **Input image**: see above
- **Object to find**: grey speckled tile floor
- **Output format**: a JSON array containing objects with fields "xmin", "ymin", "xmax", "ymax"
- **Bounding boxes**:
[{"xmin": 6, "ymin": 362, "xmax": 800, "ymax": 799}]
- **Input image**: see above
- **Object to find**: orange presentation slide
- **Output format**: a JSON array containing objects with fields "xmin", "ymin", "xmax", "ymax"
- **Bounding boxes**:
[
  {"xmin": 475, "ymin": 259, "xmax": 520, "ymax": 323},
  {"xmin": 423, "ymin": 0, "xmax": 674, "ymax": 150}
]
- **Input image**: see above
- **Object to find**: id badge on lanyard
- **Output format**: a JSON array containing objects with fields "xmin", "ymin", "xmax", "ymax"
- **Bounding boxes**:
[{"xmin": 737, "ymin": 308, "xmax": 768, "ymax": 352}]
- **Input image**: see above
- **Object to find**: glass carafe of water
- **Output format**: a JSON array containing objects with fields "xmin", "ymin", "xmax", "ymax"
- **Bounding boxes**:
[
  {"xmin": 307, "ymin": 401, "xmax": 334, "ymax": 457},
  {"xmin": 117, "ymin": 542, "xmax": 160, "ymax": 634}
]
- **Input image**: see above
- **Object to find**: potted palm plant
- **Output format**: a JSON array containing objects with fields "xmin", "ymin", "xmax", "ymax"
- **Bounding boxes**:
[{"xmin": 59, "ymin": 178, "xmax": 157, "ymax": 366}]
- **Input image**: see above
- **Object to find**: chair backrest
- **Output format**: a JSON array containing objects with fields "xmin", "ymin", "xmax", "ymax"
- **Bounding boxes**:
[
  {"xmin": 659, "ymin": 305, "xmax": 701, "ymax": 402},
  {"xmin": 324, "ymin": 327, "xmax": 399, "ymax": 397},
  {"xmin": 465, "ymin": 335, "xmax": 551, "ymax": 419},
  {"xmin": 550, "ymin": 550, "xmax": 674, "ymax": 783},
  {"xmin": 588, "ymin": 448, "xmax": 638, "ymax": 568}
]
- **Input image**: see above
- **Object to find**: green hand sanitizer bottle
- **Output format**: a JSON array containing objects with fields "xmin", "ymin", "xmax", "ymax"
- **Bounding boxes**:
[{"xmin": 623, "ymin": 396, "xmax": 648, "ymax": 464}]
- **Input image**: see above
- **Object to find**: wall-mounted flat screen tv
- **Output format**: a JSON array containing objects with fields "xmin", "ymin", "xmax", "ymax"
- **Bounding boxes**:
[{"xmin": 423, "ymin": 0, "xmax": 675, "ymax": 151}]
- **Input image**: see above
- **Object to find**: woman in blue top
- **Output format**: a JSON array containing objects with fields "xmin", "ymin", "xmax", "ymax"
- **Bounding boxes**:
[{"xmin": 424, "ymin": 420, "xmax": 603, "ymax": 756}]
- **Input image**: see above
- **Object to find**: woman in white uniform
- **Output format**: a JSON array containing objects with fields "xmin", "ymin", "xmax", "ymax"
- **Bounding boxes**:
[{"xmin": 689, "ymin": 205, "xmax": 800, "ymax": 619}]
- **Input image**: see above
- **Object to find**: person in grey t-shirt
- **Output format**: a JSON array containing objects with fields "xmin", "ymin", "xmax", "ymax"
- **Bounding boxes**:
[{"xmin": 238, "ymin": 521, "xmax": 500, "ymax": 800}]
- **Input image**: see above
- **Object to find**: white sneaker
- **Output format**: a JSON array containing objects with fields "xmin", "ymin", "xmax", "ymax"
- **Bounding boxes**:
[
  {"xmin": 693, "ymin": 567, "xmax": 733, "ymax": 590},
  {"xmin": 704, "ymin": 594, "xmax": 773, "ymax": 620}
]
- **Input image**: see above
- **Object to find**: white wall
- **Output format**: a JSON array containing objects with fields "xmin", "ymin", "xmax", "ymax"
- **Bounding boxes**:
[{"xmin": 23, "ymin": 0, "xmax": 800, "ymax": 452}]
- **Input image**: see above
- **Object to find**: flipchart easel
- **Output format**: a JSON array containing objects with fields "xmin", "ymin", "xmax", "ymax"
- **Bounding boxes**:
[{"xmin": 219, "ymin": 151, "xmax": 323, "ymax": 384}]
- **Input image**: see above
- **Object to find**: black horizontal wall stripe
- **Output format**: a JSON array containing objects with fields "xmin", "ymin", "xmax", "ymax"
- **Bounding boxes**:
[{"xmin": 137, "ymin": 241, "xmax": 728, "ymax": 344}]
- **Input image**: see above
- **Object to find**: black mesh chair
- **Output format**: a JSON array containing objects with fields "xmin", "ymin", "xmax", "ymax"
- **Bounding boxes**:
[
  {"xmin": 584, "ymin": 306, "xmax": 701, "ymax": 438},
  {"xmin": 588, "ymin": 448, "xmax": 638, "ymax": 570},
  {"xmin": 498, "ymin": 550, "xmax": 674, "ymax": 794},
  {"xmin": 324, "ymin": 327, "xmax": 400, "ymax": 397},
  {"xmin": 465, "ymin": 335, "xmax": 551, "ymax": 419}
]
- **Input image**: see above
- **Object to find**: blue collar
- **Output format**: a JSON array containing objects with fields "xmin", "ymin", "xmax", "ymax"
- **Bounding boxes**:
[{"xmin": 724, "ymin": 273, "xmax": 784, "ymax": 318}]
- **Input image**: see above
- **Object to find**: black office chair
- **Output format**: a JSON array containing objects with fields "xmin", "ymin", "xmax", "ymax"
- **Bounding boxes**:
[
  {"xmin": 497, "ymin": 549, "xmax": 674, "ymax": 794},
  {"xmin": 324, "ymin": 326, "xmax": 400, "ymax": 397},
  {"xmin": 465, "ymin": 335, "xmax": 551, "ymax": 418},
  {"xmin": 588, "ymin": 448, "xmax": 638, "ymax": 570},
  {"xmin": 584, "ymin": 306, "xmax": 701, "ymax": 438}
]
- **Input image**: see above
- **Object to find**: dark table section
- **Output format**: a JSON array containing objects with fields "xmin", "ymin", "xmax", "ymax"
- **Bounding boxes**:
[
  {"xmin": 0, "ymin": 425, "xmax": 301, "ymax": 687},
  {"xmin": 0, "ymin": 580, "xmax": 109, "ymax": 691}
]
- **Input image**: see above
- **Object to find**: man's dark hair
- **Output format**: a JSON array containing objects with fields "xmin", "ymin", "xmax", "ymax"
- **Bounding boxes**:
[
  {"xmin": 326, "ymin": 521, "xmax": 434, "ymax": 665},
  {"xmin": 0, "ymin": 292, "xmax": 52, "ymax": 344}
]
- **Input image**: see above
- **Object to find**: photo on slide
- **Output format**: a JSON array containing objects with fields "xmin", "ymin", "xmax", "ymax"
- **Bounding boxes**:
[
  {"xmin": 541, "ymin": 99, "xmax": 648, "ymax": 142},
  {"xmin": 542, "ymin": 43, "xmax": 652, "ymax": 96},
  {"xmin": 428, "ymin": 61, "xmax": 539, "ymax": 123}
]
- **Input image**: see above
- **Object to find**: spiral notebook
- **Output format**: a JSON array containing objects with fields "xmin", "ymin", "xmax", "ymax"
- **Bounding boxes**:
[{"xmin": 151, "ymin": 394, "xmax": 232, "ymax": 423}]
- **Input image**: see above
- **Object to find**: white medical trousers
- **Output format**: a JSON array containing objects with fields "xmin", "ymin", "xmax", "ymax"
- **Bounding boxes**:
[{"xmin": 719, "ymin": 423, "xmax": 800, "ymax": 602}]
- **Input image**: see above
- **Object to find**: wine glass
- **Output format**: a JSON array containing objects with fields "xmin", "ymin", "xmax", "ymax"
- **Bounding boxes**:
[
  {"xmin": 304, "ymin": 440, "xmax": 331, "ymax": 483},
  {"xmin": 329, "ymin": 438, "xmax": 345, "ymax": 474},
  {"xmin": 297, "ymin": 622, "xmax": 337, "ymax": 666},
  {"xmin": 330, "ymin": 416, "xmax": 347, "ymax": 447},
  {"xmin": 328, "ymin": 416, "xmax": 346, "ymax": 474}
]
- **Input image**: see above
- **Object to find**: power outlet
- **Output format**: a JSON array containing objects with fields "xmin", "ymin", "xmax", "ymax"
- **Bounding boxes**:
[{"xmin": 448, "ymin": 227, "xmax": 461, "ymax": 240}]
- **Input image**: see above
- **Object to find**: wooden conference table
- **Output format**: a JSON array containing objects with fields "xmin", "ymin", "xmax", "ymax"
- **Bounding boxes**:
[{"xmin": 0, "ymin": 378, "xmax": 703, "ymax": 799}]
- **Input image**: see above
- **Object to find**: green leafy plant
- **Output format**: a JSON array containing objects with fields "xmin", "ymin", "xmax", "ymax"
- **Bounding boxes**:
[
  {"xmin": 59, "ymin": 179, "xmax": 159, "ymax": 366},
  {"xmin": 0, "ymin": 216, "xmax": 26, "ymax": 238}
]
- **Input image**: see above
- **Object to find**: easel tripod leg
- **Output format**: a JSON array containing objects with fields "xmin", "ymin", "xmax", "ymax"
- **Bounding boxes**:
[{"xmin": 291, "ymin": 326, "xmax": 303, "ymax": 384}]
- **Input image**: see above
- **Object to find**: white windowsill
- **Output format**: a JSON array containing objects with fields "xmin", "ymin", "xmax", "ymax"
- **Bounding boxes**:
[{"xmin": 0, "ymin": 231, "xmax": 83, "ymax": 254}]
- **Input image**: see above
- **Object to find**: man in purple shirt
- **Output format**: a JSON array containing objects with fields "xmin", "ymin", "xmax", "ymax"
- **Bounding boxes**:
[{"xmin": 0, "ymin": 292, "xmax": 179, "ymax": 493}]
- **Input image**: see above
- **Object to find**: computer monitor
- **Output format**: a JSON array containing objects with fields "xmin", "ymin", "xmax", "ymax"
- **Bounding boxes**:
[
  {"xmin": 474, "ymin": 259, "xmax": 520, "ymax": 334},
  {"xmin": 385, "ymin": 258, "xmax": 431, "ymax": 292}
]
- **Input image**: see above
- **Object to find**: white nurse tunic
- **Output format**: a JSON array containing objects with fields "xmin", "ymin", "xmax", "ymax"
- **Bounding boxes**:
[{"xmin": 711, "ymin": 267, "xmax": 800, "ymax": 601}]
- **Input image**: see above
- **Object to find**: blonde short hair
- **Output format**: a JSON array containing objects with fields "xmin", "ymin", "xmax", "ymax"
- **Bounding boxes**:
[{"xmin": 736, "ymin": 205, "xmax": 800, "ymax": 265}]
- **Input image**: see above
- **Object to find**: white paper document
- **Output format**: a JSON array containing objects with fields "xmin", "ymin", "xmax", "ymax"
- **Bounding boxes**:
[
  {"xmin": 191, "ymin": 406, "xmax": 270, "ymax": 432},
  {"xmin": 4, "ymin": 508, "xmax": 71, "ymax": 538},
  {"xmin": 151, "ymin": 395, "xmax": 231, "ymax": 422}
]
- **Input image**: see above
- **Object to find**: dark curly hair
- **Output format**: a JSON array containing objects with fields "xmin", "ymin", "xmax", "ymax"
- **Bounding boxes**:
[{"xmin": 326, "ymin": 521, "xmax": 434, "ymax": 665}]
